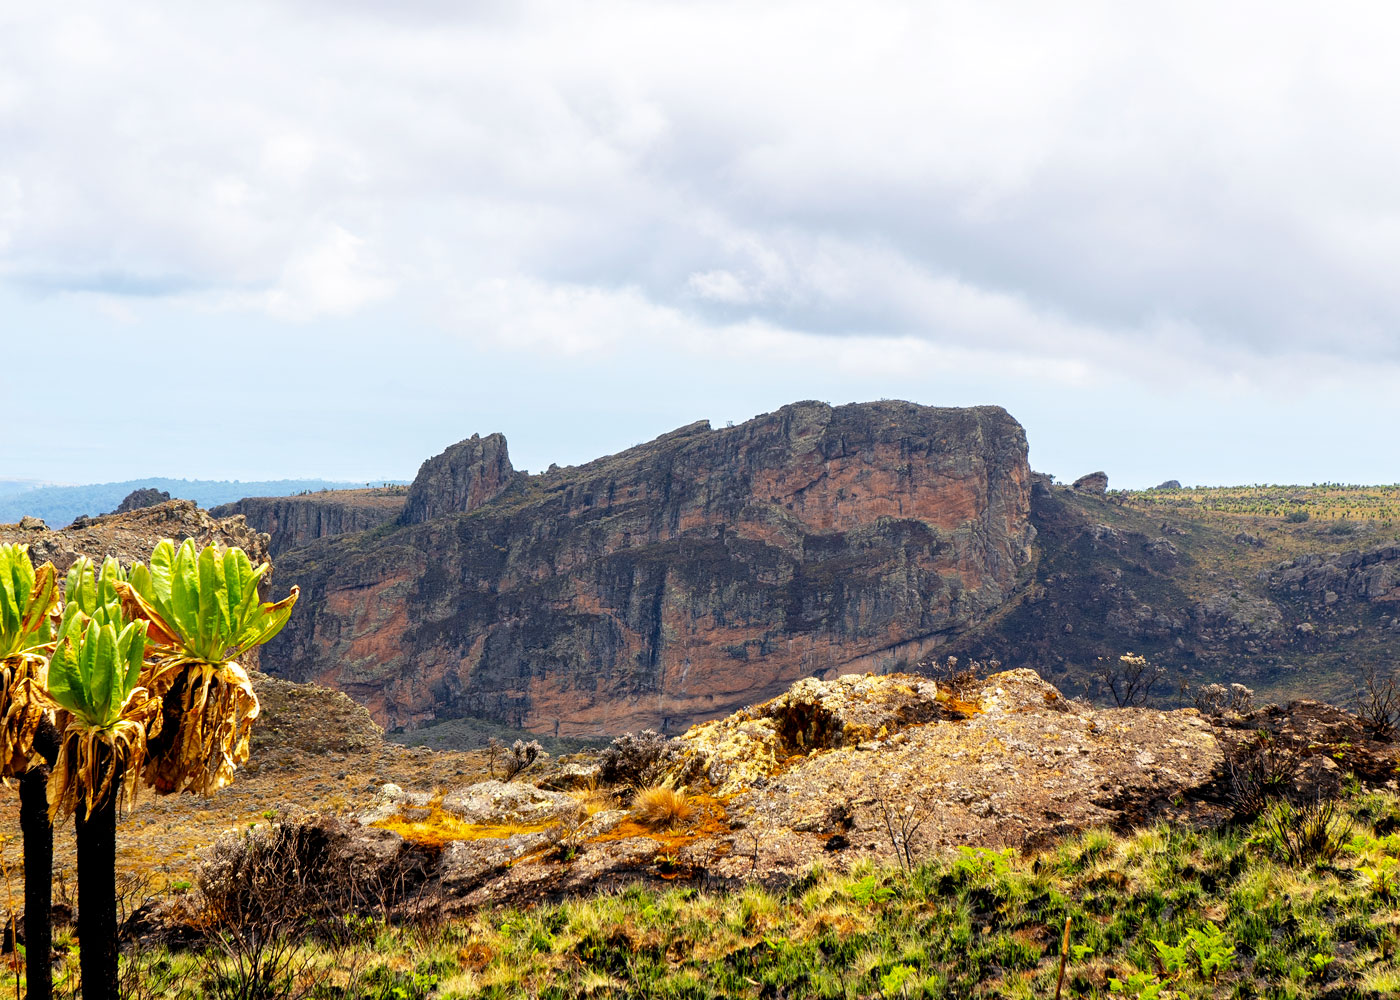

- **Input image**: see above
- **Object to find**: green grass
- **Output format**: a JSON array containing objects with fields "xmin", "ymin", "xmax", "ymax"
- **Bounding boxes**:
[{"xmin": 17, "ymin": 787, "xmax": 1400, "ymax": 998}]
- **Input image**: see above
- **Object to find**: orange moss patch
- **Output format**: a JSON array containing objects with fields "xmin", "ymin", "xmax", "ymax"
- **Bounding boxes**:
[
  {"xmin": 588, "ymin": 794, "xmax": 731, "ymax": 853},
  {"xmin": 944, "ymin": 696, "xmax": 981, "ymax": 717},
  {"xmin": 373, "ymin": 807, "xmax": 552, "ymax": 848}
]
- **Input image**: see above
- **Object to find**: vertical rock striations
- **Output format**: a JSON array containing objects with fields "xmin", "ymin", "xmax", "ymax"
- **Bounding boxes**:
[
  {"xmin": 213, "ymin": 491, "xmax": 407, "ymax": 556},
  {"xmin": 261, "ymin": 401, "xmax": 1036, "ymax": 735},
  {"xmin": 400, "ymin": 433, "xmax": 519, "ymax": 525}
]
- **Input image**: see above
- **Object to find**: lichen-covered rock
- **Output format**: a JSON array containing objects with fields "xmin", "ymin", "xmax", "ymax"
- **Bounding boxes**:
[
  {"xmin": 673, "ymin": 670, "xmax": 960, "ymax": 795},
  {"xmin": 439, "ymin": 780, "xmax": 580, "ymax": 825}
]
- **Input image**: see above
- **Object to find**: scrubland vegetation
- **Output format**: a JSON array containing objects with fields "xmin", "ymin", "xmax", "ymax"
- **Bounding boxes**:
[
  {"xmin": 1123, "ymin": 485, "xmax": 1400, "ymax": 525},
  {"xmin": 1, "ymin": 786, "xmax": 1393, "ymax": 999}
]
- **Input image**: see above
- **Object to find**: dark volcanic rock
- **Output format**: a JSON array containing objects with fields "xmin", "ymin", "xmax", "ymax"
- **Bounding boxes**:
[
  {"xmin": 113, "ymin": 488, "xmax": 172, "ymax": 514},
  {"xmin": 1261, "ymin": 544, "xmax": 1400, "ymax": 604},
  {"xmin": 213, "ymin": 491, "xmax": 406, "ymax": 556},
  {"xmin": 1155, "ymin": 480, "xmax": 1182, "ymax": 490},
  {"xmin": 1072, "ymin": 471, "xmax": 1109, "ymax": 494},
  {"xmin": 401, "ymin": 432, "xmax": 520, "ymax": 526},
  {"xmin": 262, "ymin": 400, "xmax": 1036, "ymax": 735}
]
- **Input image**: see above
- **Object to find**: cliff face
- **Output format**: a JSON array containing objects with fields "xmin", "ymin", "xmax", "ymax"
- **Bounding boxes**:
[
  {"xmin": 213, "ymin": 490, "xmax": 406, "ymax": 556},
  {"xmin": 400, "ymin": 433, "xmax": 519, "ymax": 525},
  {"xmin": 261, "ymin": 400, "xmax": 1036, "ymax": 734}
]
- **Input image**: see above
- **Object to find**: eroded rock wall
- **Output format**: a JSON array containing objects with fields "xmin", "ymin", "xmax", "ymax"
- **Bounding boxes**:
[
  {"xmin": 262, "ymin": 400, "xmax": 1036, "ymax": 735},
  {"xmin": 213, "ymin": 491, "xmax": 407, "ymax": 556}
]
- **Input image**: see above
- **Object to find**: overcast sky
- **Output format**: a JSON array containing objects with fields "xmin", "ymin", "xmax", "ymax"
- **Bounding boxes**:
[{"xmin": 4, "ymin": 1, "xmax": 1399, "ymax": 488}]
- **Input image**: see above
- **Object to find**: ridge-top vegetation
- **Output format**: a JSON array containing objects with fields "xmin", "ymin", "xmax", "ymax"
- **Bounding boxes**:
[{"xmin": 1120, "ymin": 484, "xmax": 1400, "ymax": 525}]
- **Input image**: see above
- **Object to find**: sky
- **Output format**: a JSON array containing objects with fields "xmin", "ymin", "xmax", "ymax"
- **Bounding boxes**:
[{"xmin": 4, "ymin": 1, "xmax": 1400, "ymax": 489}]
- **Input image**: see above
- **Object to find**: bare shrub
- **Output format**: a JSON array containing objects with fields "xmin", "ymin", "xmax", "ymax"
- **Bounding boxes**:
[
  {"xmin": 631, "ymin": 787, "xmax": 693, "ymax": 830},
  {"xmin": 874, "ymin": 789, "xmax": 932, "ymax": 873},
  {"xmin": 1220, "ymin": 730, "xmax": 1303, "ymax": 819},
  {"xmin": 492, "ymin": 733, "xmax": 546, "ymax": 784},
  {"xmin": 196, "ymin": 826, "xmax": 319, "ymax": 1000},
  {"xmin": 1093, "ymin": 653, "xmax": 1164, "ymax": 708},
  {"xmin": 930, "ymin": 656, "xmax": 998, "ymax": 698},
  {"xmin": 1194, "ymin": 682, "xmax": 1255, "ymax": 718},
  {"xmin": 599, "ymin": 730, "xmax": 679, "ymax": 788},
  {"xmin": 193, "ymin": 816, "xmax": 429, "ymax": 1000},
  {"xmin": 1355, "ymin": 665, "xmax": 1399, "ymax": 742}
]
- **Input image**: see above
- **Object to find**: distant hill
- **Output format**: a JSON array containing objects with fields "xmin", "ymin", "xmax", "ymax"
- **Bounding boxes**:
[
  {"xmin": 0, "ymin": 478, "xmax": 406, "ymax": 528},
  {"xmin": 0, "ymin": 478, "xmax": 65, "ymax": 498}
]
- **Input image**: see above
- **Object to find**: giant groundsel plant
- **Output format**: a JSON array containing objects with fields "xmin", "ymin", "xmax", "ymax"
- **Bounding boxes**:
[
  {"xmin": 43, "ymin": 609, "xmax": 155, "ymax": 819},
  {"xmin": 117, "ymin": 538, "xmax": 297, "ymax": 795},
  {"xmin": 0, "ymin": 543, "xmax": 60, "ymax": 776}
]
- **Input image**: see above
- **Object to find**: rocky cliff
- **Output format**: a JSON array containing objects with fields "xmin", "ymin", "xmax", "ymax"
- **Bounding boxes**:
[
  {"xmin": 261, "ymin": 400, "xmax": 1036, "ymax": 734},
  {"xmin": 400, "ymin": 432, "xmax": 519, "ymax": 525},
  {"xmin": 212, "ymin": 489, "xmax": 407, "ymax": 556}
]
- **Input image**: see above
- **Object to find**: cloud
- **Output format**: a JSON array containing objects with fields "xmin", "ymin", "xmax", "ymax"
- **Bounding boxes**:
[{"xmin": 3, "ymin": 0, "xmax": 1400, "ymax": 385}]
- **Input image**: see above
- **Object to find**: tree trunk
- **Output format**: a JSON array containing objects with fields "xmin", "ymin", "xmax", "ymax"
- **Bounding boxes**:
[
  {"xmin": 21, "ymin": 717, "xmax": 59, "ymax": 1000},
  {"xmin": 18, "ymin": 767, "xmax": 51, "ymax": 1000},
  {"xmin": 75, "ymin": 768, "xmax": 118, "ymax": 1000}
]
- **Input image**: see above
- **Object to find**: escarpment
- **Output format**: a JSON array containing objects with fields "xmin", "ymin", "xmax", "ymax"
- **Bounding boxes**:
[
  {"xmin": 213, "ymin": 490, "xmax": 406, "ymax": 556},
  {"xmin": 260, "ymin": 400, "xmax": 1036, "ymax": 734}
]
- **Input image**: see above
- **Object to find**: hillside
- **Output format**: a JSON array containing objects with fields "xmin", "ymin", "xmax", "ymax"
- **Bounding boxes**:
[
  {"xmin": 29, "ymin": 663, "xmax": 1398, "ymax": 999},
  {"xmin": 0, "ymin": 477, "xmax": 399, "ymax": 527},
  {"xmin": 940, "ymin": 478, "xmax": 1400, "ymax": 709},
  {"xmin": 260, "ymin": 400, "xmax": 1036, "ymax": 734}
]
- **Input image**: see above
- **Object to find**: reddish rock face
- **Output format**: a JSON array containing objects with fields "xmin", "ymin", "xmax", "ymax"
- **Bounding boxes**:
[{"xmin": 261, "ymin": 400, "xmax": 1035, "ymax": 735}]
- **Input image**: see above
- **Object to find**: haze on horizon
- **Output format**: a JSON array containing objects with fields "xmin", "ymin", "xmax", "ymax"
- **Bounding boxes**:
[{"xmin": 4, "ymin": 2, "xmax": 1400, "ymax": 491}]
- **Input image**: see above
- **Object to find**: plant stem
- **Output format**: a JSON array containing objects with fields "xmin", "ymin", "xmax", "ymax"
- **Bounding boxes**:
[
  {"xmin": 18, "ymin": 767, "xmax": 52, "ymax": 1000},
  {"xmin": 75, "ymin": 765, "xmax": 118, "ymax": 1000},
  {"xmin": 21, "ymin": 717, "xmax": 59, "ymax": 1000},
  {"xmin": 1054, "ymin": 915, "xmax": 1071, "ymax": 1000}
]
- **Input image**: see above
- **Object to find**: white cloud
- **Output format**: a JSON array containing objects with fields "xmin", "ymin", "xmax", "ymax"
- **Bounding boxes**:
[
  {"xmin": 3, "ymin": 0, "xmax": 1400, "ymax": 384},
  {"xmin": 257, "ymin": 226, "xmax": 395, "ymax": 320}
]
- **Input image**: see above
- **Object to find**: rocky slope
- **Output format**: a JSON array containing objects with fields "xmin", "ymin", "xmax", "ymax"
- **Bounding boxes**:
[
  {"xmin": 212, "ymin": 488, "xmax": 406, "ymax": 556},
  {"xmin": 261, "ymin": 400, "xmax": 1036, "ymax": 734},
  {"xmin": 939, "ymin": 477, "xmax": 1400, "ymax": 707},
  {"xmin": 152, "ymin": 666, "xmax": 1394, "ymax": 920}
]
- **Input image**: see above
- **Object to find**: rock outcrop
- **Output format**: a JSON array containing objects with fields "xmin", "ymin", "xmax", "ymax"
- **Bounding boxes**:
[
  {"xmin": 221, "ymin": 668, "xmax": 1235, "ymax": 914},
  {"xmin": 1261, "ymin": 543, "xmax": 1400, "ymax": 604},
  {"xmin": 1072, "ymin": 471, "xmax": 1109, "ymax": 494},
  {"xmin": 400, "ymin": 432, "xmax": 519, "ymax": 526},
  {"xmin": 0, "ymin": 499, "xmax": 270, "ymax": 576},
  {"xmin": 113, "ymin": 487, "xmax": 171, "ymax": 513},
  {"xmin": 212, "ymin": 490, "xmax": 406, "ymax": 556},
  {"xmin": 262, "ymin": 400, "xmax": 1036, "ymax": 734}
]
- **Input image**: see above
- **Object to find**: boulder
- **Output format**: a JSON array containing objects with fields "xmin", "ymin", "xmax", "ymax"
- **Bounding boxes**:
[
  {"xmin": 112, "ymin": 488, "xmax": 172, "ymax": 514},
  {"xmin": 1072, "ymin": 471, "xmax": 1109, "ymax": 494}
]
